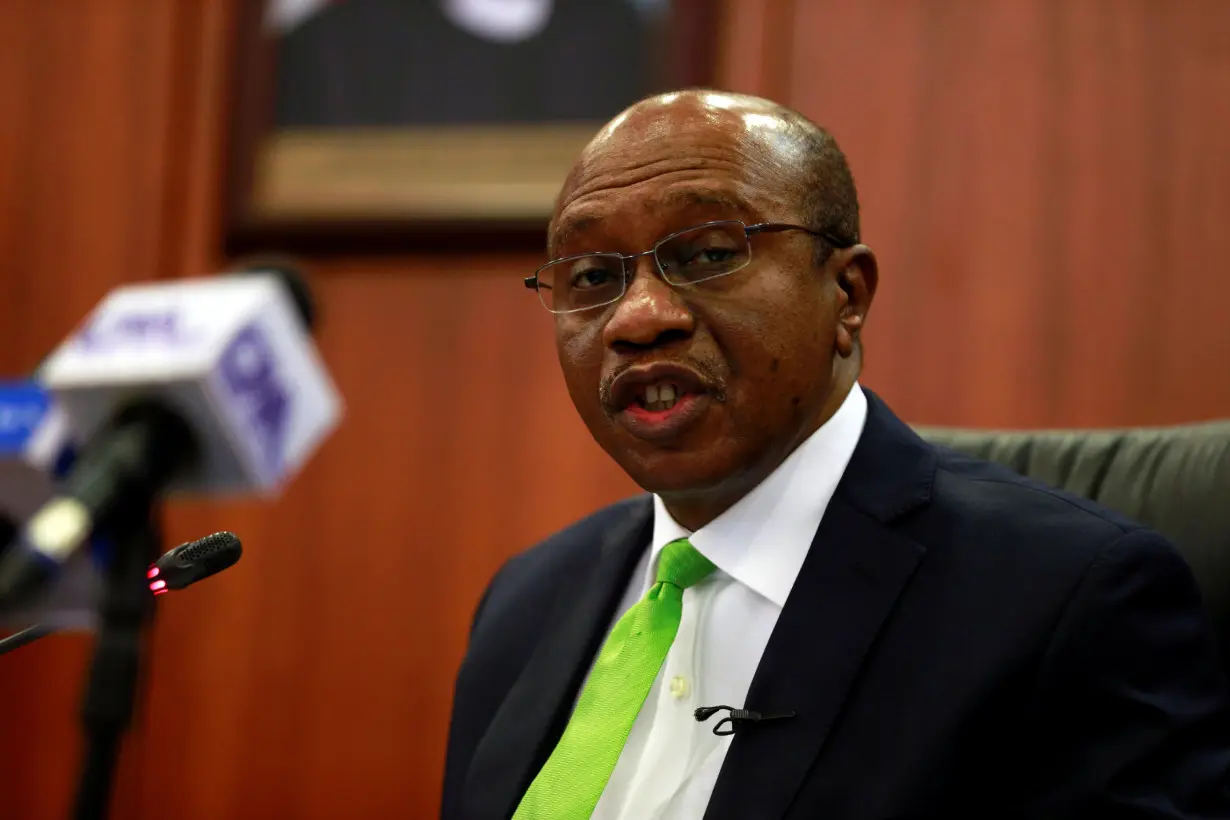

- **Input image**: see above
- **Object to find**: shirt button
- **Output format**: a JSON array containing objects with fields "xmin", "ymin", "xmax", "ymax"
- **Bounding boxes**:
[{"xmin": 669, "ymin": 675, "xmax": 689, "ymax": 699}]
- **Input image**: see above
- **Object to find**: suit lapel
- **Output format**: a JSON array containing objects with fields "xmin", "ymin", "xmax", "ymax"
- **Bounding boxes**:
[
  {"xmin": 705, "ymin": 391, "xmax": 937, "ymax": 820},
  {"xmin": 462, "ymin": 497, "xmax": 653, "ymax": 820}
]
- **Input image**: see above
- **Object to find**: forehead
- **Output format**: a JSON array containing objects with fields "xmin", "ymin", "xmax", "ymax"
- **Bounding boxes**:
[
  {"xmin": 553, "ymin": 186, "xmax": 763, "ymax": 250},
  {"xmin": 550, "ymin": 122, "xmax": 794, "ymax": 252}
]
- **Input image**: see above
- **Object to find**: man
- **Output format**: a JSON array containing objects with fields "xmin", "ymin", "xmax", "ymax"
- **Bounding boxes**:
[{"xmin": 441, "ymin": 90, "xmax": 1230, "ymax": 819}]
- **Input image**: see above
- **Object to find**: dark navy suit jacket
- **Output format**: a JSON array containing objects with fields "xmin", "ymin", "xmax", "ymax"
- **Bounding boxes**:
[{"xmin": 443, "ymin": 391, "xmax": 1230, "ymax": 819}]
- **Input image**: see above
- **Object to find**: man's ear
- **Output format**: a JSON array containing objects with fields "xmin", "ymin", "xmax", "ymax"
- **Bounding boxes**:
[{"xmin": 833, "ymin": 245, "xmax": 878, "ymax": 359}]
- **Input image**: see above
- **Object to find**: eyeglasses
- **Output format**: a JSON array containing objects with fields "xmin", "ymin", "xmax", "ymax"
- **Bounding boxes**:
[{"xmin": 524, "ymin": 220, "xmax": 851, "ymax": 314}]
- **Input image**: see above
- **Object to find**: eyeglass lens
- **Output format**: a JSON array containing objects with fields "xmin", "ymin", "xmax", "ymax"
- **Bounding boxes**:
[{"xmin": 536, "ymin": 222, "xmax": 751, "ymax": 313}]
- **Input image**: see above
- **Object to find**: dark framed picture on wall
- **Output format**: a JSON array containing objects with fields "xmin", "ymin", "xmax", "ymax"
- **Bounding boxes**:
[{"xmin": 226, "ymin": 0, "xmax": 722, "ymax": 254}]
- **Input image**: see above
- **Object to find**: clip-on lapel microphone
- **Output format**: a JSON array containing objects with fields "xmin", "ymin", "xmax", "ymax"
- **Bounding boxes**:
[{"xmin": 694, "ymin": 704, "xmax": 798, "ymax": 736}]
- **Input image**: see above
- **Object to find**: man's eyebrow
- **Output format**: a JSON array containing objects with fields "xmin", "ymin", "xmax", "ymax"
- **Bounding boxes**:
[{"xmin": 657, "ymin": 189, "xmax": 753, "ymax": 214}]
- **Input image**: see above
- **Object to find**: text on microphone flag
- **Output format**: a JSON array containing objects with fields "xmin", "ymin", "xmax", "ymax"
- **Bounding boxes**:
[
  {"xmin": 75, "ymin": 310, "xmax": 203, "ymax": 350},
  {"xmin": 217, "ymin": 324, "xmax": 291, "ymax": 476}
]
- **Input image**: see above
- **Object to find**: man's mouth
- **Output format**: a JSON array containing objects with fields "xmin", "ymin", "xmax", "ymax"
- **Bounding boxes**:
[
  {"xmin": 605, "ymin": 363, "xmax": 716, "ymax": 443},
  {"xmin": 607, "ymin": 363, "xmax": 710, "ymax": 413}
]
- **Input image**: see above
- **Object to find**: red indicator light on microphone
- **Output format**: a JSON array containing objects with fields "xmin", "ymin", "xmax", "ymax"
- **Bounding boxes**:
[
  {"xmin": 147, "ymin": 567, "xmax": 160, "ymax": 579},
  {"xmin": 150, "ymin": 579, "xmax": 166, "ymax": 591}
]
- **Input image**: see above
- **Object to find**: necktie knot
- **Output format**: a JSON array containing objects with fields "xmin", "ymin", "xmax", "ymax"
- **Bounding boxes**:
[{"xmin": 656, "ymin": 538, "xmax": 716, "ymax": 590}]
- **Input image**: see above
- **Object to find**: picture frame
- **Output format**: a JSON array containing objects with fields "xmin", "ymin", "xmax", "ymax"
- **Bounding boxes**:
[{"xmin": 224, "ymin": 0, "xmax": 723, "ymax": 255}]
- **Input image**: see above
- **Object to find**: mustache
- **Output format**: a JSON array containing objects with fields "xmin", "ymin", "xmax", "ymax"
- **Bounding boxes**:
[{"xmin": 599, "ymin": 359, "xmax": 728, "ymax": 409}]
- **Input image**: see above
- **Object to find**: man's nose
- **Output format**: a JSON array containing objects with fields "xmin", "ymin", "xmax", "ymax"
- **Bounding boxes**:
[{"xmin": 601, "ymin": 257, "xmax": 695, "ymax": 350}]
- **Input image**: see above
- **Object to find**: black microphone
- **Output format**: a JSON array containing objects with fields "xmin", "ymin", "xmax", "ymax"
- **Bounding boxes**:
[
  {"xmin": 147, "ymin": 531, "xmax": 241, "ymax": 594},
  {"xmin": 694, "ymin": 704, "xmax": 798, "ymax": 736},
  {"xmin": 0, "ymin": 531, "xmax": 243, "ymax": 657}
]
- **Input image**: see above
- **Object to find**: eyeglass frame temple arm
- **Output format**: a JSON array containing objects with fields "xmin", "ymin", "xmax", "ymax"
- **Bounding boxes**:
[{"xmin": 745, "ymin": 222, "xmax": 853, "ymax": 250}]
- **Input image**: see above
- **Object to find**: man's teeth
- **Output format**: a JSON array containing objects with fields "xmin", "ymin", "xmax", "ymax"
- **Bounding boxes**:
[{"xmin": 642, "ymin": 383, "xmax": 680, "ymax": 412}]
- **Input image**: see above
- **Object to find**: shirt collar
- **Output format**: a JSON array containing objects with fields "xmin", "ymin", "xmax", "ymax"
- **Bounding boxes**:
[{"xmin": 648, "ymin": 382, "xmax": 868, "ymax": 606}]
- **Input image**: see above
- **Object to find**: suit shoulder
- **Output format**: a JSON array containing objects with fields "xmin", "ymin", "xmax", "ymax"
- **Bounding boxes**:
[
  {"xmin": 475, "ymin": 496, "xmax": 651, "ymax": 625},
  {"xmin": 896, "ymin": 448, "xmax": 1194, "ymax": 633},
  {"xmin": 503, "ymin": 495, "xmax": 650, "ymax": 575},
  {"xmin": 926, "ymin": 446, "xmax": 1150, "ymax": 556}
]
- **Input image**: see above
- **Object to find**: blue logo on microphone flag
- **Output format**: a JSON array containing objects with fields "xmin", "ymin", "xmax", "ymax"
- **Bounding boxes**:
[{"xmin": 0, "ymin": 381, "xmax": 52, "ymax": 454}]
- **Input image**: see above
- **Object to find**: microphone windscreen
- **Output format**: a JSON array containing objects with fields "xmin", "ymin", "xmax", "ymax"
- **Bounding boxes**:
[
  {"xmin": 170, "ymin": 530, "xmax": 241, "ymax": 568},
  {"xmin": 155, "ymin": 531, "xmax": 242, "ymax": 590}
]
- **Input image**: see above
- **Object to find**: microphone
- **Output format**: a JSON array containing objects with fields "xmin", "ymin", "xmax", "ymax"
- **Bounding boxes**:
[
  {"xmin": 147, "ymin": 531, "xmax": 242, "ymax": 594},
  {"xmin": 0, "ymin": 531, "xmax": 244, "ymax": 657},
  {"xmin": 0, "ymin": 265, "xmax": 342, "ymax": 606},
  {"xmin": 694, "ymin": 704, "xmax": 798, "ymax": 736}
]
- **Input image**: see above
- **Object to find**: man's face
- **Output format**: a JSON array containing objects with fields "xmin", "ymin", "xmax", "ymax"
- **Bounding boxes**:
[{"xmin": 548, "ymin": 96, "xmax": 865, "ymax": 501}]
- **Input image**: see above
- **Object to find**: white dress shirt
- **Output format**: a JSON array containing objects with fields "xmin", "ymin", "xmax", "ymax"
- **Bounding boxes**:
[{"xmin": 588, "ymin": 383, "xmax": 869, "ymax": 819}]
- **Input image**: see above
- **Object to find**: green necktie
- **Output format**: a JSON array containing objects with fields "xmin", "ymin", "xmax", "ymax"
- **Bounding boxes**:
[{"xmin": 512, "ymin": 537, "xmax": 716, "ymax": 819}]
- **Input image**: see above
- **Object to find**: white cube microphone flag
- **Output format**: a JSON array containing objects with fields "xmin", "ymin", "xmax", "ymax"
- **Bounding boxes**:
[
  {"xmin": 0, "ymin": 268, "xmax": 343, "ymax": 605},
  {"xmin": 44, "ymin": 271, "xmax": 340, "ymax": 495}
]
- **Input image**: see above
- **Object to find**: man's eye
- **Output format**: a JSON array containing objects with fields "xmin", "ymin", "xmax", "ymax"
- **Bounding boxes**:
[
  {"xmin": 682, "ymin": 246, "xmax": 738, "ymax": 266},
  {"xmin": 570, "ymin": 267, "xmax": 615, "ymax": 290}
]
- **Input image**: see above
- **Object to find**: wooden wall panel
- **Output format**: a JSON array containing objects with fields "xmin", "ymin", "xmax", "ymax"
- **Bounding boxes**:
[
  {"xmin": 3, "ymin": 2, "xmax": 1230, "ymax": 819},
  {"xmin": 783, "ymin": 0, "xmax": 1230, "ymax": 428},
  {"xmin": 0, "ymin": 2, "xmax": 199, "ymax": 818}
]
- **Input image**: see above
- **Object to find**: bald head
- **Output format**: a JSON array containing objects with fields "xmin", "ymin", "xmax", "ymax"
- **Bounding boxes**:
[{"xmin": 551, "ymin": 90, "xmax": 860, "ymax": 256}]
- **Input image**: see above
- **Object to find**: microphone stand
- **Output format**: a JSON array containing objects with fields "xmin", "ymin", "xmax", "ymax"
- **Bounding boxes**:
[
  {"xmin": 0, "ymin": 623, "xmax": 57, "ymax": 656},
  {"xmin": 71, "ymin": 503, "xmax": 160, "ymax": 820}
]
